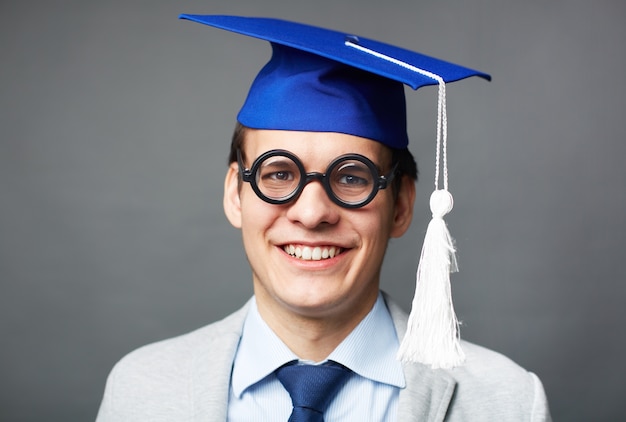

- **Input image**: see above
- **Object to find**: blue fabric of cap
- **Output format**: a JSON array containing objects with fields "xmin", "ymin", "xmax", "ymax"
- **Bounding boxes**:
[{"xmin": 179, "ymin": 15, "xmax": 491, "ymax": 149}]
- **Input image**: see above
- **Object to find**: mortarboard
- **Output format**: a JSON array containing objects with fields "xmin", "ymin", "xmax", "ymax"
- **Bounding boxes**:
[
  {"xmin": 179, "ymin": 14, "xmax": 489, "ymax": 149},
  {"xmin": 179, "ymin": 14, "xmax": 491, "ymax": 368}
]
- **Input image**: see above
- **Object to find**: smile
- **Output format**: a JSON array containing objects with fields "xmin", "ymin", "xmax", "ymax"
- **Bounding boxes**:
[{"xmin": 282, "ymin": 244, "xmax": 343, "ymax": 261}]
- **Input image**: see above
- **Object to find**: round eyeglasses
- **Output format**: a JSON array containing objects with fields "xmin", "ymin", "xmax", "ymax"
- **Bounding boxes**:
[{"xmin": 237, "ymin": 149, "xmax": 398, "ymax": 208}]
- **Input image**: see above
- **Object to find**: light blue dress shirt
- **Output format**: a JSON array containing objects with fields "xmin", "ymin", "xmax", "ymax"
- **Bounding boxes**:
[{"xmin": 228, "ymin": 293, "xmax": 405, "ymax": 421}]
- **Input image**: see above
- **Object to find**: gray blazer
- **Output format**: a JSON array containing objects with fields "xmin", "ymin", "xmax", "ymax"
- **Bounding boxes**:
[{"xmin": 96, "ymin": 295, "xmax": 551, "ymax": 421}]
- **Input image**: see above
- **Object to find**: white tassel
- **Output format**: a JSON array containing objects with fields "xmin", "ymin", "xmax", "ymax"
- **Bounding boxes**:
[{"xmin": 397, "ymin": 189, "xmax": 464, "ymax": 368}]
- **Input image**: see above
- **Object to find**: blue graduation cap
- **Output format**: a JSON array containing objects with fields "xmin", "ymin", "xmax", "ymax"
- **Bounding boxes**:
[
  {"xmin": 179, "ymin": 14, "xmax": 491, "ymax": 369},
  {"xmin": 179, "ymin": 14, "xmax": 490, "ymax": 149}
]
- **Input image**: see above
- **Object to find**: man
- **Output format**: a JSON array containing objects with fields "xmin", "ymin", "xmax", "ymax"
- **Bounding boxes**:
[{"xmin": 96, "ymin": 15, "xmax": 551, "ymax": 421}]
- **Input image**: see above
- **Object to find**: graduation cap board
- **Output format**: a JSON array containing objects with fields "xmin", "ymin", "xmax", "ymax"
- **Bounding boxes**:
[{"xmin": 179, "ymin": 14, "xmax": 491, "ymax": 369}]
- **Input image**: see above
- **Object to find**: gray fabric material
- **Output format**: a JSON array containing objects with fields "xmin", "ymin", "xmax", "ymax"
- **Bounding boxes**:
[
  {"xmin": 96, "ymin": 295, "xmax": 551, "ymax": 421},
  {"xmin": 387, "ymin": 296, "xmax": 552, "ymax": 422}
]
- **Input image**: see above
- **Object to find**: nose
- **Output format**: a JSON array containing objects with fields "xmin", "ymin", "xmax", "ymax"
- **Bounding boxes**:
[{"xmin": 285, "ymin": 178, "xmax": 340, "ymax": 228}]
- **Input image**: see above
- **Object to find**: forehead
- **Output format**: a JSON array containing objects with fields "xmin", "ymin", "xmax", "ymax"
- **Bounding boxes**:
[{"xmin": 242, "ymin": 129, "xmax": 392, "ymax": 166}]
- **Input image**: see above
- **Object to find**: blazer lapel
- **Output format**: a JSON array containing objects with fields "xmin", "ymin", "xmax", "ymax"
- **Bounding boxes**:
[
  {"xmin": 384, "ymin": 293, "xmax": 457, "ymax": 422},
  {"xmin": 192, "ymin": 301, "xmax": 251, "ymax": 421},
  {"xmin": 397, "ymin": 362, "xmax": 456, "ymax": 422}
]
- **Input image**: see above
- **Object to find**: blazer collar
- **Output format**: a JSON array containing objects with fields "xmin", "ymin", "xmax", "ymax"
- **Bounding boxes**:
[
  {"xmin": 193, "ymin": 300, "xmax": 251, "ymax": 421},
  {"xmin": 384, "ymin": 292, "xmax": 457, "ymax": 422}
]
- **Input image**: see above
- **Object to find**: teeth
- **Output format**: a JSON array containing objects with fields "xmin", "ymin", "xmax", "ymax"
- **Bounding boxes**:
[{"xmin": 283, "ymin": 245, "xmax": 342, "ymax": 261}]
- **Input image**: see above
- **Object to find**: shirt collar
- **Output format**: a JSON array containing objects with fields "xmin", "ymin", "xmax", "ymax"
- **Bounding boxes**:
[
  {"xmin": 231, "ymin": 293, "xmax": 405, "ymax": 398},
  {"xmin": 327, "ymin": 293, "xmax": 405, "ymax": 388},
  {"xmin": 231, "ymin": 299, "xmax": 298, "ymax": 398}
]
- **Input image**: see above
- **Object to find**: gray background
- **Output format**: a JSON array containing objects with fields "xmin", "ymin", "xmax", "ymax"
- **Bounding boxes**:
[{"xmin": 1, "ymin": 0, "xmax": 625, "ymax": 420}]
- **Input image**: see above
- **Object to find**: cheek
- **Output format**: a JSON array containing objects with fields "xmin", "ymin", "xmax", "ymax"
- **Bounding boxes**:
[
  {"xmin": 365, "ymin": 196, "xmax": 397, "ymax": 233},
  {"xmin": 239, "ymin": 191, "xmax": 282, "ymax": 232},
  {"xmin": 351, "ymin": 208, "xmax": 396, "ymax": 253}
]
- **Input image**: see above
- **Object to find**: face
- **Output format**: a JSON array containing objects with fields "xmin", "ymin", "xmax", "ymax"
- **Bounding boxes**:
[{"xmin": 224, "ymin": 129, "xmax": 414, "ymax": 325}]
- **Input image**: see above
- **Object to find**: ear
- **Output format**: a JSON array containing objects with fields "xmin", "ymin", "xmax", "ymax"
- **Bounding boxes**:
[
  {"xmin": 390, "ymin": 175, "xmax": 416, "ymax": 238},
  {"xmin": 223, "ymin": 162, "xmax": 242, "ymax": 229}
]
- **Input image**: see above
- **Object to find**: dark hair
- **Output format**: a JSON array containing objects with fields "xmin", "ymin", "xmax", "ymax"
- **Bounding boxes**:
[{"xmin": 228, "ymin": 122, "xmax": 418, "ymax": 186}]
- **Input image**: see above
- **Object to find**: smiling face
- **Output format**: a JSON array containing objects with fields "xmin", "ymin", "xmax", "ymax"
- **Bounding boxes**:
[{"xmin": 223, "ymin": 129, "xmax": 415, "ymax": 328}]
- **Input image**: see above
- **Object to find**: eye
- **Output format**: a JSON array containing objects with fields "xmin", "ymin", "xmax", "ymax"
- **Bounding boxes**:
[
  {"xmin": 259, "ymin": 164, "xmax": 297, "ymax": 182},
  {"xmin": 267, "ymin": 171, "xmax": 294, "ymax": 181},
  {"xmin": 337, "ymin": 174, "xmax": 369, "ymax": 186}
]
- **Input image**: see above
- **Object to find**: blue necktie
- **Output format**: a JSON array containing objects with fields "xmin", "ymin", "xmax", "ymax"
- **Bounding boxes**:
[{"xmin": 276, "ymin": 361, "xmax": 352, "ymax": 422}]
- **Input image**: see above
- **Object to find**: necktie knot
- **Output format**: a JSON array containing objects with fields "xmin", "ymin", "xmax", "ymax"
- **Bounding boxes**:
[{"xmin": 276, "ymin": 361, "xmax": 352, "ymax": 422}]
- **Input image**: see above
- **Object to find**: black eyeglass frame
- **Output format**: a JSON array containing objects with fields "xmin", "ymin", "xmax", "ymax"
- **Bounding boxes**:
[{"xmin": 237, "ymin": 149, "xmax": 398, "ymax": 209}]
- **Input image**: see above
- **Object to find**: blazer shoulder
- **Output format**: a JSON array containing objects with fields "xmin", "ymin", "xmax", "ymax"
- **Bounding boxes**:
[
  {"xmin": 459, "ymin": 340, "xmax": 530, "ymax": 379},
  {"xmin": 96, "ymin": 301, "xmax": 250, "ymax": 421},
  {"xmin": 382, "ymin": 293, "xmax": 551, "ymax": 421},
  {"xmin": 116, "ymin": 305, "xmax": 247, "ymax": 366},
  {"xmin": 444, "ymin": 341, "xmax": 552, "ymax": 421},
  {"xmin": 116, "ymin": 301, "xmax": 248, "ymax": 368}
]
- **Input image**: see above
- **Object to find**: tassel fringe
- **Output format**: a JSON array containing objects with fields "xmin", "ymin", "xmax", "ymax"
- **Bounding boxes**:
[{"xmin": 397, "ymin": 190, "xmax": 465, "ymax": 369}]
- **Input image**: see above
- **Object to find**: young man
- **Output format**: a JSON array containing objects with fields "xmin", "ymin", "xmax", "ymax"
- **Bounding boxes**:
[{"xmin": 97, "ymin": 15, "xmax": 551, "ymax": 421}]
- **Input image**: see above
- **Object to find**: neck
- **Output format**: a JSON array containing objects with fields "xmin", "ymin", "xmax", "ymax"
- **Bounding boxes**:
[{"xmin": 255, "ymin": 290, "xmax": 378, "ymax": 362}]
